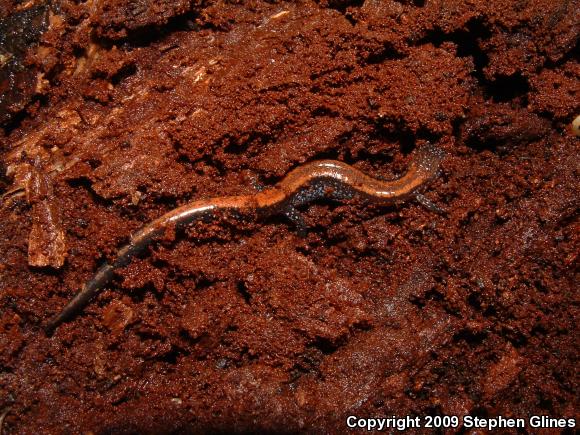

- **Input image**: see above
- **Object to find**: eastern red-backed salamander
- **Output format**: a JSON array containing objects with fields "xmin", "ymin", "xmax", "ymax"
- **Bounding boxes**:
[{"xmin": 45, "ymin": 144, "xmax": 445, "ymax": 333}]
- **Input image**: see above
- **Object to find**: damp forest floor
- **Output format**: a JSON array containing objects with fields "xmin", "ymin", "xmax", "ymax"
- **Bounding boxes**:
[{"xmin": 0, "ymin": 0, "xmax": 578, "ymax": 433}]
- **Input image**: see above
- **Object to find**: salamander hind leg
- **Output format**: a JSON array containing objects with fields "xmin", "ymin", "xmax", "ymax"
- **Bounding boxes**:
[
  {"xmin": 415, "ymin": 193, "xmax": 446, "ymax": 215},
  {"xmin": 283, "ymin": 205, "xmax": 308, "ymax": 237}
]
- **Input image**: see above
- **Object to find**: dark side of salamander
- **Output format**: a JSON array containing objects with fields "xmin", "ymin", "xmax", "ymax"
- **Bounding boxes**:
[{"xmin": 44, "ymin": 145, "xmax": 445, "ymax": 334}]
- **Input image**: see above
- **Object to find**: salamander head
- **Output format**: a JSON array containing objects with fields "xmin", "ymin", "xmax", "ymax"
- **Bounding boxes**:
[{"xmin": 414, "ymin": 144, "xmax": 446, "ymax": 176}]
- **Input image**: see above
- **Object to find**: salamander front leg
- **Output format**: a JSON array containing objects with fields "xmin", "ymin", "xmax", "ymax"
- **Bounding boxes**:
[
  {"xmin": 415, "ymin": 193, "xmax": 446, "ymax": 215},
  {"xmin": 283, "ymin": 205, "xmax": 308, "ymax": 237}
]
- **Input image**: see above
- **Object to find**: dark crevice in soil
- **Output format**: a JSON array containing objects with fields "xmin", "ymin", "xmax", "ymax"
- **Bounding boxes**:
[
  {"xmin": 0, "ymin": 4, "xmax": 49, "ymax": 128},
  {"xmin": 67, "ymin": 177, "xmax": 115, "ymax": 207},
  {"xmin": 483, "ymin": 73, "xmax": 530, "ymax": 103},
  {"xmin": 453, "ymin": 329, "xmax": 488, "ymax": 346},
  {"xmin": 395, "ymin": 0, "xmax": 426, "ymax": 6},
  {"xmin": 304, "ymin": 147, "xmax": 342, "ymax": 163},
  {"xmin": 221, "ymin": 129, "xmax": 286, "ymax": 157},
  {"xmin": 372, "ymin": 122, "xmax": 418, "ymax": 154},
  {"xmin": 363, "ymin": 45, "xmax": 407, "ymax": 64},
  {"xmin": 110, "ymin": 63, "xmax": 138, "ymax": 86},
  {"xmin": 418, "ymin": 21, "xmax": 535, "ymax": 105},
  {"xmin": 544, "ymin": 37, "xmax": 579, "ymax": 69},
  {"xmin": 95, "ymin": 11, "xmax": 206, "ymax": 49},
  {"xmin": 124, "ymin": 282, "xmax": 163, "ymax": 303},
  {"xmin": 310, "ymin": 336, "xmax": 341, "ymax": 356},
  {"xmin": 153, "ymin": 345, "xmax": 190, "ymax": 364},
  {"xmin": 501, "ymin": 327, "xmax": 529, "ymax": 348},
  {"xmin": 0, "ymin": 160, "xmax": 10, "ymax": 195},
  {"xmin": 0, "ymin": 107, "xmax": 31, "ymax": 137},
  {"xmin": 321, "ymin": 0, "xmax": 364, "ymax": 15},
  {"xmin": 236, "ymin": 280, "xmax": 251, "ymax": 305},
  {"xmin": 418, "ymin": 19, "xmax": 490, "ymax": 82}
]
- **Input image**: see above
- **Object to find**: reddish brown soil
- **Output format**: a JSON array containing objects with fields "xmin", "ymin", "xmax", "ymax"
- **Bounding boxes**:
[{"xmin": 0, "ymin": 0, "xmax": 578, "ymax": 433}]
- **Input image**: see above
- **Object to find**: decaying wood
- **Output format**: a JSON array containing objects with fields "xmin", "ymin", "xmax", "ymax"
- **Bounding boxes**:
[{"xmin": 25, "ymin": 161, "xmax": 67, "ymax": 268}]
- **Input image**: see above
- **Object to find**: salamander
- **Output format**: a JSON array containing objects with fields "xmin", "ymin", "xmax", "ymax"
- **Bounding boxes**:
[{"xmin": 45, "ymin": 144, "xmax": 445, "ymax": 333}]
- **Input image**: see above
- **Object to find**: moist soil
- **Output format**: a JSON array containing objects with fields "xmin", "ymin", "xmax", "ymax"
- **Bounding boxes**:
[{"xmin": 0, "ymin": 0, "xmax": 578, "ymax": 433}]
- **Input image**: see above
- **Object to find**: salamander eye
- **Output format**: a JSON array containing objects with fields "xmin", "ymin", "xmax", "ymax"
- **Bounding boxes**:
[{"xmin": 415, "ymin": 144, "xmax": 446, "ymax": 174}]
